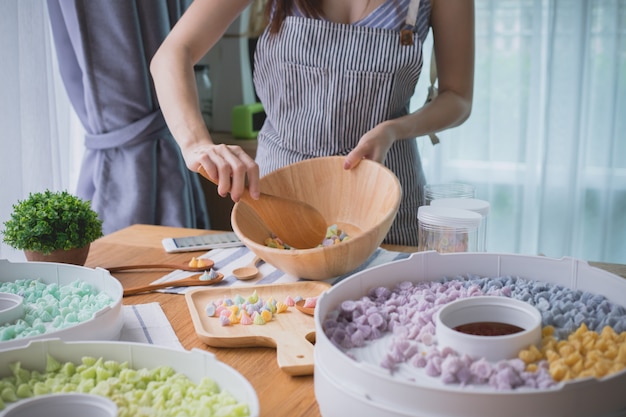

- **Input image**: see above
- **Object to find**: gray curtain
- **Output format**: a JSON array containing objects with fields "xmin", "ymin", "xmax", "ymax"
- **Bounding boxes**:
[{"xmin": 47, "ymin": 0, "xmax": 210, "ymax": 234}]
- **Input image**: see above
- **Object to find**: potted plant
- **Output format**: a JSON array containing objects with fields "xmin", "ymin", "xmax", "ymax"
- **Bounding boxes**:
[{"xmin": 2, "ymin": 190, "xmax": 103, "ymax": 265}]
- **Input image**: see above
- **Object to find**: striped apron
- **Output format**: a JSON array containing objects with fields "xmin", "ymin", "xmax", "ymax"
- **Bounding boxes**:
[{"xmin": 253, "ymin": 1, "xmax": 427, "ymax": 246}]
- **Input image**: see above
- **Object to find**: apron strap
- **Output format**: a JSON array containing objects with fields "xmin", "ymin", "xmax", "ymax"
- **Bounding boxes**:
[
  {"xmin": 401, "ymin": 0, "xmax": 439, "ymax": 145},
  {"xmin": 400, "ymin": 0, "xmax": 421, "ymax": 45},
  {"xmin": 405, "ymin": 0, "xmax": 421, "ymax": 27},
  {"xmin": 425, "ymin": 46, "xmax": 440, "ymax": 145}
]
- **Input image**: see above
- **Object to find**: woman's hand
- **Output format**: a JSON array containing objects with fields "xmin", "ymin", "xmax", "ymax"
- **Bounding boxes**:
[
  {"xmin": 343, "ymin": 121, "xmax": 397, "ymax": 169},
  {"xmin": 184, "ymin": 142, "xmax": 260, "ymax": 202}
]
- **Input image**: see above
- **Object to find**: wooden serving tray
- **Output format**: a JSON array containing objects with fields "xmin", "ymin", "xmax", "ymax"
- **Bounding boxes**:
[{"xmin": 185, "ymin": 281, "xmax": 330, "ymax": 376}]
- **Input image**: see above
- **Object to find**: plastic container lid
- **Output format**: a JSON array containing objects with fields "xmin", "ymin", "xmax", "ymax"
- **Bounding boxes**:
[
  {"xmin": 430, "ymin": 198, "xmax": 491, "ymax": 217},
  {"xmin": 423, "ymin": 183, "xmax": 475, "ymax": 200},
  {"xmin": 417, "ymin": 206, "xmax": 482, "ymax": 229}
]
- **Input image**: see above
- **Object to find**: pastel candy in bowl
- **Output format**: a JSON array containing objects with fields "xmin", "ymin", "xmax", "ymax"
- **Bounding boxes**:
[
  {"xmin": 314, "ymin": 251, "xmax": 626, "ymax": 417},
  {"xmin": 0, "ymin": 339, "xmax": 259, "ymax": 417},
  {"xmin": 0, "ymin": 259, "xmax": 123, "ymax": 350}
]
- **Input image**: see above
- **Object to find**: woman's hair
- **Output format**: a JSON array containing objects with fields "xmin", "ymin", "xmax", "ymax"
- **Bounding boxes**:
[{"xmin": 265, "ymin": 0, "xmax": 322, "ymax": 34}]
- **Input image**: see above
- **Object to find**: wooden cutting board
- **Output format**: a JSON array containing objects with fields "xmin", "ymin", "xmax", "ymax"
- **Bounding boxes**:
[{"xmin": 185, "ymin": 281, "xmax": 330, "ymax": 376}]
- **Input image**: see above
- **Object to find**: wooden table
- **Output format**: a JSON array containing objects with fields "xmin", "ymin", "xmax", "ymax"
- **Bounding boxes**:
[{"xmin": 85, "ymin": 224, "xmax": 626, "ymax": 417}]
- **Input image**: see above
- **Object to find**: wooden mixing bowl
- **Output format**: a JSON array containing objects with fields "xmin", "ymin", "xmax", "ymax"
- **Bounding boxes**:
[{"xmin": 231, "ymin": 156, "xmax": 401, "ymax": 280}]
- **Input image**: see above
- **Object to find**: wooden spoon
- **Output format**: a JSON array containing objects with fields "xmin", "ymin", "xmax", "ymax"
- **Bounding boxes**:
[
  {"xmin": 198, "ymin": 166, "xmax": 327, "ymax": 249},
  {"xmin": 295, "ymin": 299, "xmax": 315, "ymax": 316},
  {"xmin": 232, "ymin": 256, "xmax": 262, "ymax": 280},
  {"xmin": 123, "ymin": 272, "xmax": 224, "ymax": 296},
  {"xmin": 105, "ymin": 260, "xmax": 215, "ymax": 273}
]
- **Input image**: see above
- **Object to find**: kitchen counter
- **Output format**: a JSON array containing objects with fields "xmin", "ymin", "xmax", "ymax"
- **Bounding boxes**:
[{"xmin": 85, "ymin": 224, "xmax": 626, "ymax": 417}]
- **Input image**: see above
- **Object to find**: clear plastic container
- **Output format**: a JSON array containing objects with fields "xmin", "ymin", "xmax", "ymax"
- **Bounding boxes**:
[
  {"xmin": 430, "ymin": 198, "xmax": 490, "ymax": 252},
  {"xmin": 423, "ymin": 183, "xmax": 475, "ymax": 205},
  {"xmin": 417, "ymin": 206, "xmax": 482, "ymax": 253}
]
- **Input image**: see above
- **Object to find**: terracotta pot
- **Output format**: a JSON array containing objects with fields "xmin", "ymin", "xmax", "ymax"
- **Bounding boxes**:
[{"xmin": 24, "ymin": 244, "xmax": 91, "ymax": 266}]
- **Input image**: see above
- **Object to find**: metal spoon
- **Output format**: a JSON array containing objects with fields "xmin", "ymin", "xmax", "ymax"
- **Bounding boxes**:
[
  {"xmin": 198, "ymin": 166, "xmax": 327, "ymax": 249},
  {"xmin": 232, "ymin": 256, "xmax": 262, "ymax": 280}
]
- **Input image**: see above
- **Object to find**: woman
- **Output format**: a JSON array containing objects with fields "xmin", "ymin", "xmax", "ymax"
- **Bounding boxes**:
[{"xmin": 151, "ymin": 0, "xmax": 474, "ymax": 246}]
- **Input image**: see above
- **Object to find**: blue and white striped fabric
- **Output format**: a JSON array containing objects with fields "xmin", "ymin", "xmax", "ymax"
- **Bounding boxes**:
[
  {"xmin": 150, "ymin": 246, "xmax": 411, "ymax": 294},
  {"xmin": 119, "ymin": 302, "xmax": 183, "ymax": 348}
]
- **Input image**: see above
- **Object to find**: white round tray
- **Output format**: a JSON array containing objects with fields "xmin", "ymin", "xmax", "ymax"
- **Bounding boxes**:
[
  {"xmin": 315, "ymin": 251, "xmax": 626, "ymax": 417},
  {"xmin": 0, "ymin": 339, "xmax": 259, "ymax": 417},
  {"xmin": 0, "ymin": 259, "xmax": 123, "ymax": 350}
]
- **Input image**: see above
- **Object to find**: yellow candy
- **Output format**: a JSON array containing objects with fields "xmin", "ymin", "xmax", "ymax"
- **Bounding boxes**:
[
  {"xmin": 275, "ymin": 302, "xmax": 289, "ymax": 314},
  {"xmin": 228, "ymin": 311, "xmax": 240, "ymax": 324},
  {"xmin": 520, "ymin": 323, "xmax": 626, "ymax": 382},
  {"xmin": 261, "ymin": 310, "xmax": 272, "ymax": 322},
  {"xmin": 196, "ymin": 258, "xmax": 211, "ymax": 268}
]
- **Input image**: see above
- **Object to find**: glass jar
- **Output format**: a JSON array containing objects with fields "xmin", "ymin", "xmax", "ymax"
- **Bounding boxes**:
[
  {"xmin": 417, "ymin": 206, "xmax": 482, "ymax": 253},
  {"xmin": 423, "ymin": 183, "xmax": 475, "ymax": 206},
  {"xmin": 430, "ymin": 198, "xmax": 490, "ymax": 252}
]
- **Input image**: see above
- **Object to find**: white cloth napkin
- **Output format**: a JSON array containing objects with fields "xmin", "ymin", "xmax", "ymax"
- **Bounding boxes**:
[
  {"xmin": 150, "ymin": 246, "xmax": 411, "ymax": 294},
  {"xmin": 119, "ymin": 302, "xmax": 182, "ymax": 349}
]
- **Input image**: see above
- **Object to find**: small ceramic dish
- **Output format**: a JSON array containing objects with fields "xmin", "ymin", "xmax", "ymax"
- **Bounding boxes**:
[
  {"xmin": 435, "ymin": 295, "xmax": 542, "ymax": 362},
  {"xmin": 0, "ymin": 292, "xmax": 24, "ymax": 325},
  {"xmin": 2, "ymin": 393, "xmax": 117, "ymax": 417}
]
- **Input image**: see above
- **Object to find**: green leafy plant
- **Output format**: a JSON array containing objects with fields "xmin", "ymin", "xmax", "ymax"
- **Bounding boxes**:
[{"xmin": 2, "ymin": 190, "xmax": 103, "ymax": 255}]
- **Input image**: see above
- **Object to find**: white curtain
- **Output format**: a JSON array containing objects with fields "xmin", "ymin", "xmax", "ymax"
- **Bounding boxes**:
[
  {"xmin": 1, "ymin": 0, "xmax": 625, "ymax": 264},
  {"xmin": 415, "ymin": 0, "xmax": 625, "ymax": 264},
  {"xmin": 0, "ymin": 1, "xmax": 83, "ymax": 262}
]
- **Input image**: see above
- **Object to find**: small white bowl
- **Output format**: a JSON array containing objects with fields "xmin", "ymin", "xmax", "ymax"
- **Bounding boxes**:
[
  {"xmin": 435, "ymin": 296, "xmax": 542, "ymax": 362},
  {"xmin": 0, "ymin": 293, "xmax": 23, "ymax": 325},
  {"xmin": 2, "ymin": 393, "xmax": 117, "ymax": 417}
]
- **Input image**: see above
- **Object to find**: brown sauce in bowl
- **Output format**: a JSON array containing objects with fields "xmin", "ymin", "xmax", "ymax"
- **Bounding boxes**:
[{"xmin": 453, "ymin": 321, "xmax": 524, "ymax": 336}]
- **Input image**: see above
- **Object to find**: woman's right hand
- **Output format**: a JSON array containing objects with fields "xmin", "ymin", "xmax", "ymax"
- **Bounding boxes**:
[{"xmin": 183, "ymin": 141, "xmax": 261, "ymax": 203}]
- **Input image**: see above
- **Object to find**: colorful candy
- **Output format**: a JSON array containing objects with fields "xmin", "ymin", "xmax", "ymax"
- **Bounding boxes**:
[
  {"xmin": 188, "ymin": 256, "xmax": 211, "ymax": 268},
  {"xmin": 0, "ymin": 355, "xmax": 250, "ymax": 415},
  {"xmin": 265, "ymin": 224, "xmax": 350, "ymax": 249},
  {"xmin": 199, "ymin": 268, "xmax": 219, "ymax": 281},
  {"xmin": 0, "ymin": 279, "xmax": 113, "ymax": 342},
  {"xmin": 323, "ymin": 275, "xmax": 626, "ymax": 390},
  {"xmin": 206, "ymin": 291, "xmax": 319, "ymax": 326}
]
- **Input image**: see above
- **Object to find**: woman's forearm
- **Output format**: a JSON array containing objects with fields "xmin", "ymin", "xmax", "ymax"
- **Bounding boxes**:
[
  {"xmin": 151, "ymin": 42, "xmax": 211, "ymax": 155},
  {"xmin": 386, "ymin": 88, "xmax": 472, "ymax": 141},
  {"xmin": 389, "ymin": 0, "xmax": 475, "ymax": 141},
  {"xmin": 150, "ymin": 0, "xmax": 252, "ymax": 156}
]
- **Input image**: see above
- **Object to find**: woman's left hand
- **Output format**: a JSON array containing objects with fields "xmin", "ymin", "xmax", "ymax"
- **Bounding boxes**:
[{"xmin": 343, "ymin": 121, "xmax": 397, "ymax": 169}]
